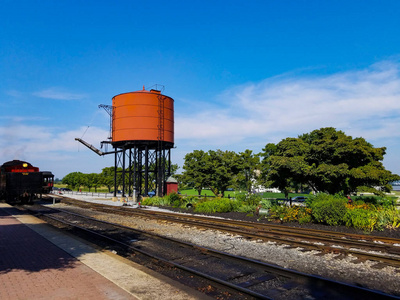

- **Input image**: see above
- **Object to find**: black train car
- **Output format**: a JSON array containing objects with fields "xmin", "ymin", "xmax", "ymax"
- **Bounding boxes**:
[
  {"xmin": 41, "ymin": 171, "xmax": 54, "ymax": 194},
  {"xmin": 0, "ymin": 160, "xmax": 54, "ymax": 203}
]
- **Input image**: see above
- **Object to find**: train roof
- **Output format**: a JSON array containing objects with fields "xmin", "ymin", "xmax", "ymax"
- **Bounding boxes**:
[
  {"xmin": 1, "ymin": 160, "xmax": 34, "ymax": 168},
  {"xmin": 42, "ymin": 171, "xmax": 54, "ymax": 176}
]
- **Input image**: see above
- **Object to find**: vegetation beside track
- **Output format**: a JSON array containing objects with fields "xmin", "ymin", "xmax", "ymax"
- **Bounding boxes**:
[
  {"xmin": 54, "ymin": 183, "xmax": 400, "ymax": 232},
  {"xmin": 141, "ymin": 190, "xmax": 400, "ymax": 232}
]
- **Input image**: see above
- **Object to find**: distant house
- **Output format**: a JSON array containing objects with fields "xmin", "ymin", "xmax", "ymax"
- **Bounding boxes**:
[
  {"xmin": 250, "ymin": 175, "xmax": 281, "ymax": 193},
  {"xmin": 252, "ymin": 184, "xmax": 281, "ymax": 194}
]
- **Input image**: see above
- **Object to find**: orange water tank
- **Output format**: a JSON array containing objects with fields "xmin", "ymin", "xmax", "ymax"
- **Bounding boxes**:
[{"xmin": 112, "ymin": 88, "xmax": 174, "ymax": 145}]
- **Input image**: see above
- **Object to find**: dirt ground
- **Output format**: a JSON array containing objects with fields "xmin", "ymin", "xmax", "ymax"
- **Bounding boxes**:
[{"xmin": 165, "ymin": 207, "xmax": 400, "ymax": 239}]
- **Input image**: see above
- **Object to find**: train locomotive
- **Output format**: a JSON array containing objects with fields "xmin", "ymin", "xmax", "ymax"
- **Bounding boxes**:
[{"xmin": 0, "ymin": 160, "xmax": 54, "ymax": 203}]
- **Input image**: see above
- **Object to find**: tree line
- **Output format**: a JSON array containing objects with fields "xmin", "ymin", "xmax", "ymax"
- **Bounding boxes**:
[
  {"xmin": 177, "ymin": 127, "xmax": 400, "ymax": 197},
  {"xmin": 62, "ymin": 164, "xmax": 179, "ymax": 192},
  {"xmin": 62, "ymin": 127, "xmax": 400, "ymax": 197},
  {"xmin": 62, "ymin": 167, "xmax": 116, "ymax": 192}
]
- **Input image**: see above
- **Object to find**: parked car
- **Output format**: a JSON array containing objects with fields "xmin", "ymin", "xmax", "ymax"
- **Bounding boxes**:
[
  {"xmin": 290, "ymin": 196, "xmax": 307, "ymax": 206},
  {"xmin": 292, "ymin": 196, "xmax": 307, "ymax": 202}
]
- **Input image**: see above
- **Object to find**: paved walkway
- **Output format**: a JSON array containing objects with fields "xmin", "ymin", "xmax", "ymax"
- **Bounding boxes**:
[
  {"xmin": 0, "ymin": 203, "xmax": 208, "ymax": 300},
  {"xmin": 0, "ymin": 204, "xmax": 136, "ymax": 299}
]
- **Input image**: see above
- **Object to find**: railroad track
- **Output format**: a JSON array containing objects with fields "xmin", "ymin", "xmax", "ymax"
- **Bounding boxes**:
[
  {"xmin": 48, "ymin": 195, "xmax": 400, "ymax": 270},
  {"xmin": 22, "ymin": 203, "xmax": 399, "ymax": 300}
]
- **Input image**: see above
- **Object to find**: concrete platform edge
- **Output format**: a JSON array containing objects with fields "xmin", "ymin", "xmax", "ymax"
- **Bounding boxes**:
[{"xmin": 1, "ymin": 203, "xmax": 209, "ymax": 300}]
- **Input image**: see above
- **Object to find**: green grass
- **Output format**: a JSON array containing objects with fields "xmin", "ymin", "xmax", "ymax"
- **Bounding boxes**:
[
  {"xmin": 54, "ymin": 184, "xmax": 110, "ymax": 193},
  {"xmin": 179, "ymin": 189, "xmax": 308, "ymax": 199},
  {"xmin": 180, "ymin": 189, "xmax": 244, "ymax": 198},
  {"xmin": 391, "ymin": 190, "xmax": 400, "ymax": 200},
  {"xmin": 261, "ymin": 192, "xmax": 309, "ymax": 199},
  {"xmin": 180, "ymin": 189, "xmax": 216, "ymax": 196},
  {"xmin": 54, "ymin": 184, "xmax": 67, "ymax": 188}
]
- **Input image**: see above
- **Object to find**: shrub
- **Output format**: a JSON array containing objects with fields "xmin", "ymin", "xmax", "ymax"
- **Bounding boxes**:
[
  {"xmin": 235, "ymin": 193, "xmax": 262, "ymax": 206},
  {"xmin": 246, "ymin": 194, "xmax": 262, "ymax": 206},
  {"xmin": 141, "ymin": 196, "xmax": 171, "ymax": 206},
  {"xmin": 308, "ymin": 193, "xmax": 347, "ymax": 226},
  {"xmin": 344, "ymin": 204, "xmax": 400, "ymax": 231},
  {"xmin": 353, "ymin": 195, "xmax": 396, "ymax": 208},
  {"xmin": 379, "ymin": 197, "xmax": 397, "ymax": 208},
  {"xmin": 236, "ymin": 204, "xmax": 257, "ymax": 213},
  {"xmin": 268, "ymin": 205, "xmax": 312, "ymax": 223},
  {"xmin": 297, "ymin": 207, "xmax": 313, "ymax": 224},
  {"xmin": 164, "ymin": 192, "xmax": 182, "ymax": 203},
  {"xmin": 344, "ymin": 204, "xmax": 378, "ymax": 231},
  {"xmin": 164, "ymin": 191, "xmax": 182, "ymax": 207},
  {"xmin": 354, "ymin": 196, "xmax": 378, "ymax": 205},
  {"xmin": 236, "ymin": 193, "xmax": 247, "ymax": 202},
  {"xmin": 259, "ymin": 199, "xmax": 273, "ymax": 209},
  {"xmin": 172, "ymin": 200, "xmax": 180, "ymax": 207},
  {"xmin": 181, "ymin": 195, "xmax": 199, "ymax": 208},
  {"xmin": 378, "ymin": 208, "xmax": 400, "ymax": 230},
  {"xmin": 194, "ymin": 198, "xmax": 240, "ymax": 213},
  {"xmin": 268, "ymin": 205, "xmax": 288, "ymax": 222}
]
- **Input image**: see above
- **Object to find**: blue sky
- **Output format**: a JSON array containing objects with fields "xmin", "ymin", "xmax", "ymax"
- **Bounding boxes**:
[{"xmin": 1, "ymin": 0, "xmax": 400, "ymax": 179}]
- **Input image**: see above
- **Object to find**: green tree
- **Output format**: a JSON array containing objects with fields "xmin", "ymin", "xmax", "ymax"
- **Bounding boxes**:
[
  {"xmin": 62, "ymin": 172, "xmax": 84, "ymax": 190},
  {"xmin": 181, "ymin": 149, "xmax": 242, "ymax": 196},
  {"xmin": 267, "ymin": 137, "xmax": 309, "ymax": 197},
  {"xmin": 181, "ymin": 150, "xmax": 209, "ymax": 195},
  {"xmin": 207, "ymin": 150, "xmax": 241, "ymax": 196},
  {"xmin": 169, "ymin": 163, "xmax": 179, "ymax": 177},
  {"xmin": 264, "ymin": 127, "xmax": 400, "ymax": 195},
  {"xmin": 259, "ymin": 143, "xmax": 278, "ymax": 189},
  {"xmin": 84, "ymin": 173, "xmax": 101, "ymax": 192},
  {"xmin": 236, "ymin": 149, "xmax": 260, "ymax": 193},
  {"xmin": 100, "ymin": 167, "xmax": 115, "ymax": 192}
]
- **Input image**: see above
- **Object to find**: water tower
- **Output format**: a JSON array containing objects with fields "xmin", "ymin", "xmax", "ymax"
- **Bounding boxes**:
[{"xmin": 76, "ymin": 86, "xmax": 174, "ymax": 200}]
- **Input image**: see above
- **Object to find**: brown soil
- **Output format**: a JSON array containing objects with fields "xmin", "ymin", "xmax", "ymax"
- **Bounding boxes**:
[{"xmin": 164, "ymin": 207, "xmax": 400, "ymax": 239}]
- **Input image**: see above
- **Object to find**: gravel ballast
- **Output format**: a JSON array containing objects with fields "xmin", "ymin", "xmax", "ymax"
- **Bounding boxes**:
[{"xmin": 46, "ymin": 195, "xmax": 400, "ymax": 297}]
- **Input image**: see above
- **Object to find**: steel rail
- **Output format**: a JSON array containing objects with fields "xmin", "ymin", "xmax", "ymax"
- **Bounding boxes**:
[
  {"xmin": 132, "ymin": 208, "xmax": 400, "ymax": 246},
  {"xmin": 128, "ymin": 209, "xmax": 400, "ymax": 268},
  {"xmin": 46, "ymin": 196, "xmax": 400, "ymax": 268},
  {"xmin": 28, "ymin": 204, "xmax": 400, "ymax": 300}
]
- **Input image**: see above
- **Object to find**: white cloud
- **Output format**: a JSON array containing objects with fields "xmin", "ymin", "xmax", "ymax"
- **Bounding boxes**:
[
  {"xmin": 33, "ymin": 87, "xmax": 87, "ymax": 100},
  {"xmin": 176, "ymin": 60, "xmax": 400, "ymax": 142},
  {"xmin": 2, "ymin": 60, "xmax": 400, "ymax": 176},
  {"xmin": 0, "ymin": 124, "xmax": 111, "ymax": 178},
  {"xmin": 5, "ymin": 90, "xmax": 24, "ymax": 98},
  {"xmin": 175, "ymin": 60, "xmax": 400, "ymax": 173}
]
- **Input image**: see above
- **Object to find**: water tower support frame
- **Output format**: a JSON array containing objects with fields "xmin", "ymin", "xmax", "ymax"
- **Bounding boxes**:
[{"xmin": 112, "ymin": 143, "xmax": 172, "ymax": 199}]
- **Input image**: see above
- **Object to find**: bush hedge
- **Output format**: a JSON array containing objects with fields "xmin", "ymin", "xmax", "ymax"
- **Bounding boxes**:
[
  {"xmin": 194, "ymin": 198, "xmax": 240, "ymax": 213},
  {"xmin": 308, "ymin": 194, "xmax": 348, "ymax": 226},
  {"xmin": 141, "ymin": 191, "xmax": 400, "ymax": 232}
]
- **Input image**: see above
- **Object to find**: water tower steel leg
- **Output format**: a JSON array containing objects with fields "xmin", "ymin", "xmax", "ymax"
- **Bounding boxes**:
[
  {"xmin": 168, "ymin": 148, "xmax": 171, "ymax": 177},
  {"xmin": 122, "ymin": 147, "xmax": 126, "ymax": 197},
  {"xmin": 113, "ymin": 150, "xmax": 117, "ymax": 197},
  {"xmin": 155, "ymin": 149, "xmax": 159, "ymax": 196},
  {"xmin": 163, "ymin": 147, "xmax": 166, "ymax": 176},
  {"xmin": 144, "ymin": 146, "xmax": 149, "ymax": 196},
  {"xmin": 158, "ymin": 147, "xmax": 164, "ymax": 196},
  {"xmin": 128, "ymin": 148, "xmax": 132, "ymax": 197},
  {"xmin": 153, "ymin": 149, "xmax": 159, "ymax": 195},
  {"xmin": 155, "ymin": 148, "xmax": 159, "ymax": 196},
  {"xmin": 138, "ymin": 149, "xmax": 143, "ymax": 196},
  {"xmin": 133, "ymin": 147, "xmax": 137, "ymax": 196},
  {"xmin": 152, "ymin": 150, "xmax": 158, "ymax": 194},
  {"xmin": 162, "ymin": 148, "xmax": 164, "ymax": 195}
]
